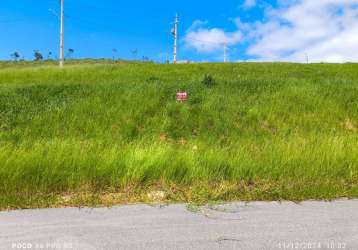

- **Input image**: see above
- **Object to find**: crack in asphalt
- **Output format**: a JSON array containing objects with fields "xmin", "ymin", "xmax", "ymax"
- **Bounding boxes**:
[{"xmin": 216, "ymin": 236, "xmax": 241, "ymax": 244}]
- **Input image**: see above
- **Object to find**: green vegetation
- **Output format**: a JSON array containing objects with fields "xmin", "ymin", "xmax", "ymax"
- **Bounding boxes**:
[{"xmin": 0, "ymin": 61, "xmax": 357, "ymax": 209}]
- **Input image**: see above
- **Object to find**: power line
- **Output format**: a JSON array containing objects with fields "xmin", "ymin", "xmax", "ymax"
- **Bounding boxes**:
[
  {"xmin": 185, "ymin": 37, "xmax": 230, "ymax": 62},
  {"xmin": 64, "ymin": 14, "xmax": 153, "ymax": 37},
  {"xmin": 185, "ymin": 37, "xmax": 230, "ymax": 46},
  {"xmin": 0, "ymin": 19, "xmax": 28, "ymax": 24},
  {"xmin": 1, "ymin": 3, "xmax": 231, "ymax": 63}
]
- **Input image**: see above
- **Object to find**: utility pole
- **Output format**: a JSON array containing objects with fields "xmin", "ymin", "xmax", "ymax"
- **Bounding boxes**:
[
  {"xmin": 172, "ymin": 14, "xmax": 179, "ymax": 64},
  {"xmin": 224, "ymin": 42, "xmax": 228, "ymax": 63},
  {"xmin": 59, "ymin": 0, "xmax": 64, "ymax": 67},
  {"xmin": 305, "ymin": 53, "xmax": 309, "ymax": 64}
]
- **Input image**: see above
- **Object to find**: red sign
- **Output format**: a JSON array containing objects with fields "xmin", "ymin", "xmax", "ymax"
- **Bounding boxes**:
[{"xmin": 176, "ymin": 92, "xmax": 188, "ymax": 101}]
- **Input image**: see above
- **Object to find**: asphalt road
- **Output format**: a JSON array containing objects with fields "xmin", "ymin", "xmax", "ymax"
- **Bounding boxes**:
[{"xmin": 1, "ymin": 200, "xmax": 357, "ymax": 250}]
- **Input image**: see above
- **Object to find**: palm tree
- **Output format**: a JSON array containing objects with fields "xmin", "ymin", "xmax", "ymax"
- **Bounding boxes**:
[
  {"xmin": 131, "ymin": 49, "xmax": 138, "ymax": 60},
  {"xmin": 33, "ymin": 50, "xmax": 43, "ymax": 61},
  {"xmin": 10, "ymin": 52, "xmax": 20, "ymax": 61},
  {"xmin": 47, "ymin": 51, "xmax": 53, "ymax": 60},
  {"xmin": 67, "ymin": 48, "xmax": 75, "ymax": 59}
]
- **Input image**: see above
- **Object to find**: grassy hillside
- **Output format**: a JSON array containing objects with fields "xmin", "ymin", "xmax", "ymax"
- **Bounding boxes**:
[{"xmin": 0, "ymin": 61, "xmax": 357, "ymax": 209}]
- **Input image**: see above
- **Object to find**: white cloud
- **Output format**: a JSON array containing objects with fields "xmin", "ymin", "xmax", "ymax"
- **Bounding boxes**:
[
  {"xmin": 184, "ymin": 20, "xmax": 243, "ymax": 53},
  {"xmin": 242, "ymin": 0, "xmax": 256, "ymax": 9},
  {"xmin": 246, "ymin": 0, "xmax": 358, "ymax": 62},
  {"xmin": 185, "ymin": 0, "xmax": 358, "ymax": 62},
  {"xmin": 187, "ymin": 20, "xmax": 208, "ymax": 31}
]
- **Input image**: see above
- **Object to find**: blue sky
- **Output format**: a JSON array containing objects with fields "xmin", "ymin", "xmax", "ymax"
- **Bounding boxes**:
[
  {"xmin": 1, "ymin": 0, "xmax": 358, "ymax": 62},
  {"xmin": 0, "ymin": 0, "xmax": 269, "ymax": 62}
]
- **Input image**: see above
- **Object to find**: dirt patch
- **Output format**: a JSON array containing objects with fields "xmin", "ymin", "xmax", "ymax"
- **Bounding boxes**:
[{"xmin": 343, "ymin": 118, "xmax": 357, "ymax": 132}]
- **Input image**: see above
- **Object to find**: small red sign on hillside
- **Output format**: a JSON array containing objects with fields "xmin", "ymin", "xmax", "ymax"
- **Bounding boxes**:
[{"xmin": 176, "ymin": 92, "xmax": 188, "ymax": 101}]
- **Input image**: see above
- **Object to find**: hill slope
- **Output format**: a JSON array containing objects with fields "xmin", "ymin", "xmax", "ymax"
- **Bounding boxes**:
[{"xmin": 0, "ymin": 62, "xmax": 357, "ymax": 209}]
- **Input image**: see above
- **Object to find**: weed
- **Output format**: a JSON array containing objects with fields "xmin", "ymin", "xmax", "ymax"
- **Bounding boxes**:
[
  {"xmin": 0, "ymin": 61, "xmax": 357, "ymax": 209},
  {"xmin": 201, "ymin": 74, "xmax": 216, "ymax": 87}
]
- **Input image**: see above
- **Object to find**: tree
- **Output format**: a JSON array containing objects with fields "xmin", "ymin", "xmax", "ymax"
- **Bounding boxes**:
[
  {"xmin": 47, "ymin": 51, "xmax": 53, "ymax": 60},
  {"xmin": 33, "ymin": 50, "xmax": 43, "ymax": 61},
  {"xmin": 131, "ymin": 49, "xmax": 138, "ymax": 60},
  {"xmin": 67, "ymin": 48, "xmax": 75, "ymax": 59},
  {"xmin": 112, "ymin": 48, "xmax": 117, "ymax": 61},
  {"xmin": 10, "ymin": 52, "xmax": 21, "ymax": 61}
]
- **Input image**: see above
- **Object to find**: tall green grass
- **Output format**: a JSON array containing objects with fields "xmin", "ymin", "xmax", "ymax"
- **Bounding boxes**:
[{"xmin": 0, "ymin": 62, "xmax": 357, "ymax": 208}]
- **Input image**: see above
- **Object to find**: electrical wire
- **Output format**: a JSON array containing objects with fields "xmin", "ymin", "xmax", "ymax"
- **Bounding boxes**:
[{"xmin": 0, "ymin": 19, "xmax": 28, "ymax": 24}]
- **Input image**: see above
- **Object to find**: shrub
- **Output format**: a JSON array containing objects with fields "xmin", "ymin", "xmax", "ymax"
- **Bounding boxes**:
[
  {"xmin": 146, "ymin": 76, "xmax": 160, "ymax": 83},
  {"xmin": 201, "ymin": 74, "xmax": 216, "ymax": 87}
]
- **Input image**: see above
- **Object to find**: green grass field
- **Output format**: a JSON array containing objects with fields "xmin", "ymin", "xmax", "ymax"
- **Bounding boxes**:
[{"xmin": 0, "ymin": 61, "xmax": 357, "ymax": 209}]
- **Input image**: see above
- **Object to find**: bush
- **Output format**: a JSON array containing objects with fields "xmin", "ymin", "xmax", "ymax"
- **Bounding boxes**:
[
  {"xmin": 201, "ymin": 74, "xmax": 216, "ymax": 87},
  {"xmin": 146, "ymin": 76, "xmax": 160, "ymax": 83}
]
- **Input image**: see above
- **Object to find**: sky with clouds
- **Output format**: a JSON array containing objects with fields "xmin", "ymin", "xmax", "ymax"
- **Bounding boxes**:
[{"xmin": 1, "ymin": 0, "xmax": 358, "ymax": 62}]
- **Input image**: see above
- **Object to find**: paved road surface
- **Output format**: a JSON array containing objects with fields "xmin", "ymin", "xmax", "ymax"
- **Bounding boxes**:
[{"xmin": 1, "ymin": 200, "xmax": 357, "ymax": 250}]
